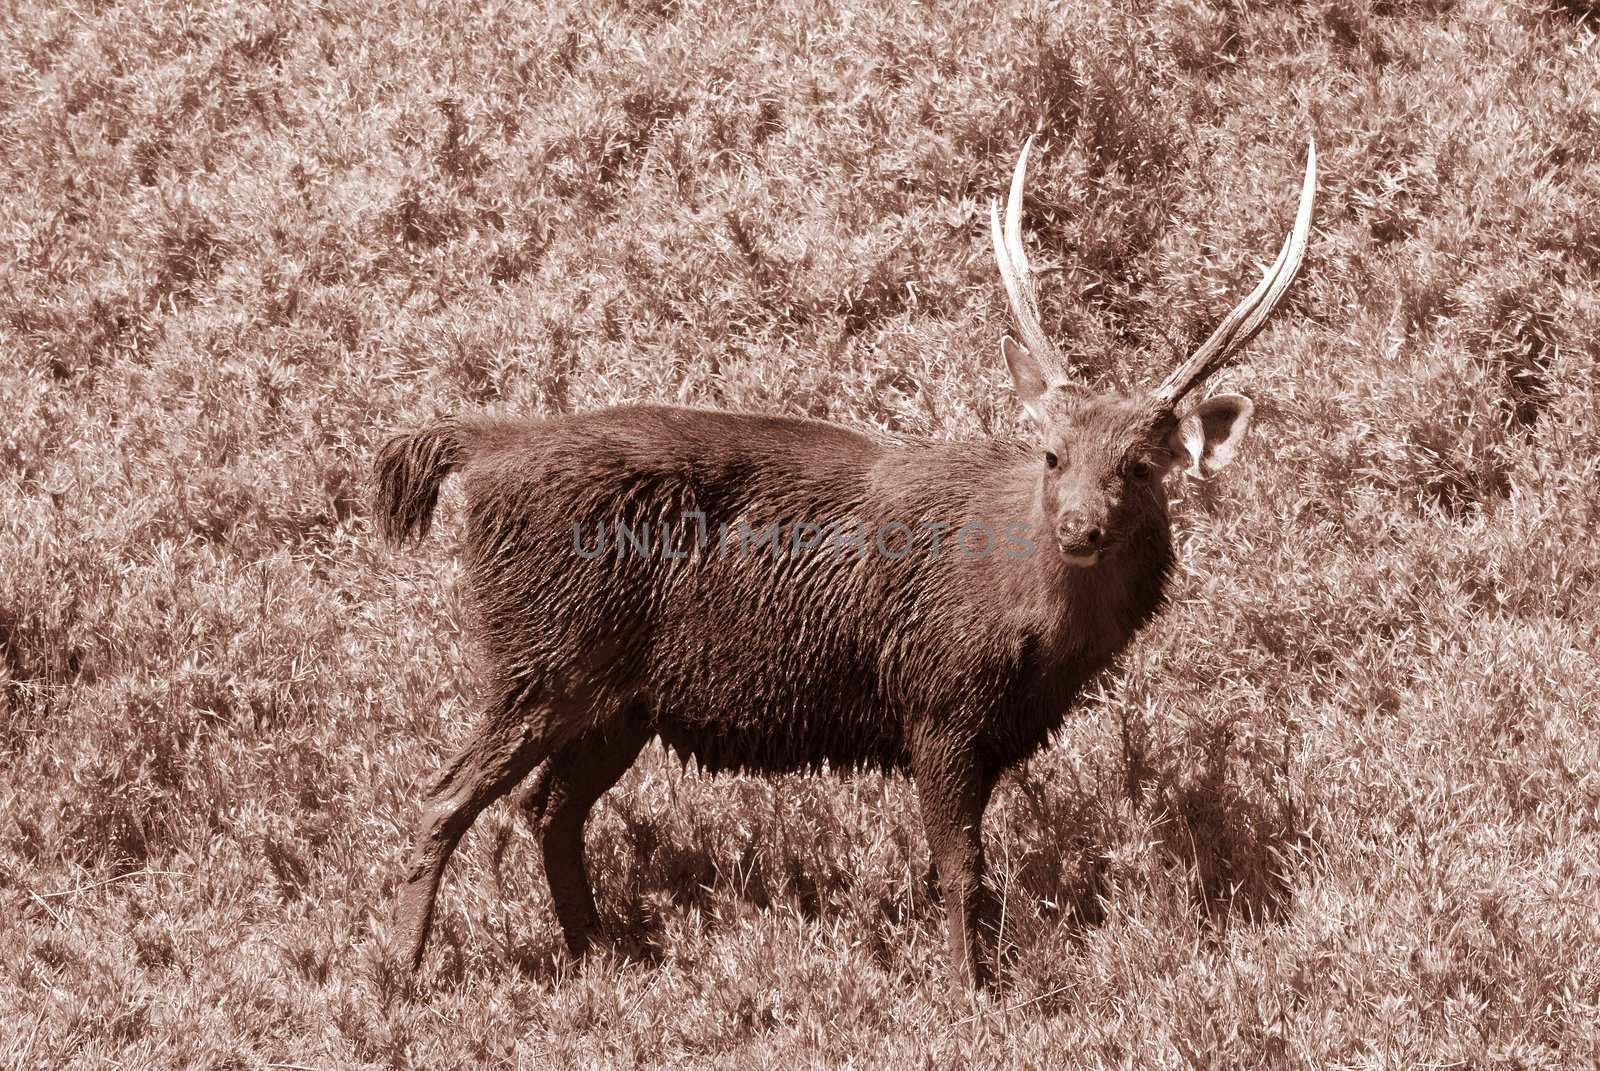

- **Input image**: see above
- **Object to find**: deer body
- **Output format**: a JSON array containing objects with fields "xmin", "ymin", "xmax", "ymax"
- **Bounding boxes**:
[
  {"xmin": 380, "ymin": 139, "xmax": 1316, "ymax": 987},
  {"xmin": 385, "ymin": 404, "xmax": 1173, "ymax": 776}
]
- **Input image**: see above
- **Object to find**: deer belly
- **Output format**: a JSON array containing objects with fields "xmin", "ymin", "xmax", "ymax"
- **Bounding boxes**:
[{"xmin": 646, "ymin": 684, "xmax": 907, "ymax": 776}]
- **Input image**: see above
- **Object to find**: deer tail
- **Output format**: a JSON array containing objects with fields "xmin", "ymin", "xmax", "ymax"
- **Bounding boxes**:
[{"xmin": 373, "ymin": 420, "xmax": 468, "ymax": 545}]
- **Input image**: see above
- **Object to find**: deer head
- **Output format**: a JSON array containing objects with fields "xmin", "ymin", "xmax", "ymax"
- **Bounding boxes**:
[{"xmin": 991, "ymin": 136, "xmax": 1316, "ymax": 564}]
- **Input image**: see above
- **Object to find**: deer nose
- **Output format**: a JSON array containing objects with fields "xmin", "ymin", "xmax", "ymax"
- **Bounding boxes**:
[{"xmin": 1056, "ymin": 517, "xmax": 1105, "ymax": 557}]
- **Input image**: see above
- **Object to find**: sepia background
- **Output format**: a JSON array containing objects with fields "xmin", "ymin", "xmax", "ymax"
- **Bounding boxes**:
[{"xmin": 3, "ymin": 0, "xmax": 1599, "ymax": 1065}]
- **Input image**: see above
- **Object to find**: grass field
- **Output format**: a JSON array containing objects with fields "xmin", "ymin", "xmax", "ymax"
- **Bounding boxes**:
[{"xmin": 4, "ymin": 0, "xmax": 1600, "ymax": 1065}]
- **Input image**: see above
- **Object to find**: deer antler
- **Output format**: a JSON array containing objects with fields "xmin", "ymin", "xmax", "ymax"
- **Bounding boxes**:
[
  {"xmin": 1151, "ymin": 138, "xmax": 1317, "ymax": 406},
  {"xmin": 990, "ymin": 136, "xmax": 1067, "ymax": 384}
]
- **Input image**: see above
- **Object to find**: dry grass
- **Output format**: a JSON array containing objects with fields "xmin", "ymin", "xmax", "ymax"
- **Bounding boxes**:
[{"xmin": 3, "ymin": 0, "xmax": 1599, "ymax": 1066}]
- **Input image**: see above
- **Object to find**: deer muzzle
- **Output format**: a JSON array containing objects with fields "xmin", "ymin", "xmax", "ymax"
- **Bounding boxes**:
[{"xmin": 1055, "ymin": 513, "xmax": 1110, "ymax": 564}]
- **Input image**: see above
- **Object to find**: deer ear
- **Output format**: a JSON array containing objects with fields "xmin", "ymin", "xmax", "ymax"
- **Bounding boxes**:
[
  {"xmin": 1001, "ymin": 336, "xmax": 1050, "ymax": 427},
  {"xmin": 1168, "ymin": 393, "xmax": 1254, "ymax": 478}
]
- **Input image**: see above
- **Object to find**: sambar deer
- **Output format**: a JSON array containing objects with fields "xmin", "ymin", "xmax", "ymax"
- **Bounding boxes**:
[{"xmin": 376, "ymin": 137, "xmax": 1316, "ymax": 987}]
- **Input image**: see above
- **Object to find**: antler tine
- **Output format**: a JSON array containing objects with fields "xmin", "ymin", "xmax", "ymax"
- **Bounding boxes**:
[
  {"xmin": 1151, "ymin": 138, "xmax": 1318, "ymax": 407},
  {"xmin": 1003, "ymin": 138, "xmax": 1033, "ymax": 279},
  {"xmin": 990, "ymin": 135, "xmax": 1065, "ymax": 380}
]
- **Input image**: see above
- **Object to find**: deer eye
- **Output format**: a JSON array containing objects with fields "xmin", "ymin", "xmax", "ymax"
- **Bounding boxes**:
[
  {"xmin": 1129, "ymin": 460, "xmax": 1152, "ymax": 480},
  {"xmin": 1044, "ymin": 451, "xmax": 1059, "ymax": 469}
]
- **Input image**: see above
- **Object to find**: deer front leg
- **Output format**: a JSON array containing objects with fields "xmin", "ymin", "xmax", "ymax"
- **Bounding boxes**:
[{"xmin": 910, "ymin": 728, "xmax": 998, "ymax": 989}]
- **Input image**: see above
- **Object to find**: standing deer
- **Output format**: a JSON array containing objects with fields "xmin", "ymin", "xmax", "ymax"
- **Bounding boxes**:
[{"xmin": 376, "ymin": 137, "xmax": 1316, "ymax": 988}]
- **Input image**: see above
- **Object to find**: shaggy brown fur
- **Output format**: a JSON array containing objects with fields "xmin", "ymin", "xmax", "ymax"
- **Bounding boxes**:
[{"xmin": 377, "ymin": 396, "xmax": 1222, "ymax": 987}]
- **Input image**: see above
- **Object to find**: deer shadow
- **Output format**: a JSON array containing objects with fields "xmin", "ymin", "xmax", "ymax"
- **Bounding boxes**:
[{"xmin": 474, "ymin": 727, "xmax": 1309, "ymax": 988}]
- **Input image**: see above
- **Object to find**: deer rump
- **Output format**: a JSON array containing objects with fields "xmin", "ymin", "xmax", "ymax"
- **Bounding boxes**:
[{"xmin": 383, "ymin": 404, "xmax": 1171, "ymax": 778}]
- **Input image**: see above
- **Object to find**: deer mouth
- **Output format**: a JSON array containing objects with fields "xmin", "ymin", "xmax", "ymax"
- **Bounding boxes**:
[{"xmin": 1056, "ymin": 540, "xmax": 1114, "ymax": 567}]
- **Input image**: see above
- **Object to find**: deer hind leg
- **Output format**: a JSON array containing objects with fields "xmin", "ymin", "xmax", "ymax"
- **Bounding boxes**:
[
  {"xmin": 911, "ymin": 729, "xmax": 999, "ymax": 989},
  {"xmin": 393, "ymin": 701, "xmax": 557, "ymax": 970},
  {"xmin": 516, "ymin": 716, "xmax": 649, "ymax": 954}
]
